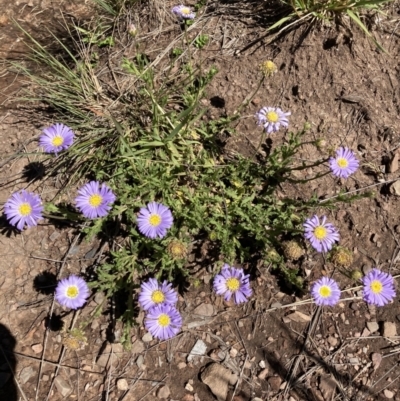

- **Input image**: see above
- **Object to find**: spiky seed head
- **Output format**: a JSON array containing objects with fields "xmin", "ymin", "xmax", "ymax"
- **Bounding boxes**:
[
  {"xmin": 167, "ymin": 240, "xmax": 187, "ymax": 260},
  {"xmin": 282, "ymin": 240, "xmax": 305, "ymax": 261},
  {"xmin": 350, "ymin": 269, "xmax": 363, "ymax": 281},
  {"xmin": 62, "ymin": 329, "xmax": 87, "ymax": 351},
  {"xmin": 209, "ymin": 231, "xmax": 218, "ymax": 241},
  {"xmin": 265, "ymin": 248, "xmax": 281, "ymax": 263},
  {"xmin": 314, "ymin": 139, "xmax": 327, "ymax": 150},
  {"xmin": 260, "ymin": 60, "xmax": 278, "ymax": 77},
  {"xmin": 330, "ymin": 247, "xmax": 353, "ymax": 269}
]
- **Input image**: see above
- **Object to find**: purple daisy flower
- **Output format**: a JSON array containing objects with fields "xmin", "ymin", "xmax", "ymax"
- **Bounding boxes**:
[
  {"xmin": 255, "ymin": 106, "xmax": 291, "ymax": 133},
  {"xmin": 75, "ymin": 181, "xmax": 116, "ymax": 219},
  {"xmin": 362, "ymin": 268, "xmax": 396, "ymax": 307},
  {"xmin": 39, "ymin": 123, "xmax": 75, "ymax": 154},
  {"xmin": 213, "ymin": 264, "xmax": 252, "ymax": 304},
  {"xmin": 311, "ymin": 277, "xmax": 341, "ymax": 306},
  {"xmin": 329, "ymin": 147, "xmax": 359, "ymax": 178},
  {"xmin": 304, "ymin": 215, "xmax": 339, "ymax": 253},
  {"xmin": 138, "ymin": 278, "xmax": 178, "ymax": 311},
  {"xmin": 137, "ymin": 202, "xmax": 173, "ymax": 239},
  {"xmin": 144, "ymin": 304, "xmax": 182, "ymax": 340},
  {"xmin": 55, "ymin": 275, "xmax": 90, "ymax": 309},
  {"xmin": 4, "ymin": 190, "xmax": 43, "ymax": 230},
  {"xmin": 172, "ymin": 5, "xmax": 196, "ymax": 20}
]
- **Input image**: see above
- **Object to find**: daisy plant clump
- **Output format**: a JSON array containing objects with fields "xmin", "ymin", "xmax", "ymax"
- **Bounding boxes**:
[
  {"xmin": 255, "ymin": 106, "xmax": 291, "ymax": 133},
  {"xmin": 304, "ymin": 215, "xmax": 339, "ymax": 253},
  {"xmin": 4, "ymin": 190, "xmax": 44, "ymax": 230},
  {"xmin": 329, "ymin": 147, "xmax": 359, "ymax": 179},
  {"xmin": 213, "ymin": 264, "xmax": 252, "ymax": 304},
  {"xmin": 75, "ymin": 181, "xmax": 116, "ymax": 219},
  {"xmin": 55, "ymin": 275, "xmax": 90, "ymax": 309},
  {"xmin": 311, "ymin": 277, "xmax": 341, "ymax": 306},
  {"xmin": 171, "ymin": 5, "xmax": 196, "ymax": 20},
  {"xmin": 39, "ymin": 123, "xmax": 74, "ymax": 154},
  {"xmin": 137, "ymin": 202, "xmax": 173, "ymax": 239},
  {"xmin": 138, "ymin": 278, "xmax": 178, "ymax": 311},
  {"xmin": 362, "ymin": 268, "xmax": 396, "ymax": 307}
]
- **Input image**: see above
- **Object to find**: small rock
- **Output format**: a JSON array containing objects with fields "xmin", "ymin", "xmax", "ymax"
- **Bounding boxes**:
[
  {"xmin": 229, "ymin": 373, "xmax": 238, "ymax": 385},
  {"xmin": 94, "ymin": 292, "xmax": 105, "ymax": 305},
  {"xmin": 96, "ymin": 344, "xmax": 119, "ymax": 367},
  {"xmin": 390, "ymin": 180, "xmax": 400, "ymax": 196},
  {"xmin": 187, "ymin": 339, "xmax": 207, "ymax": 362},
  {"xmin": 54, "ymin": 376, "xmax": 72, "ymax": 397},
  {"xmin": 384, "ymin": 389, "xmax": 394, "ymax": 399},
  {"xmin": 350, "ymin": 302, "xmax": 359, "ymax": 311},
  {"xmin": 201, "ymin": 363, "xmax": 232, "ymax": 401},
  {"xmin": 361, "ymin": 328, "xmax": 370, "ymax": 337},
  {"xmin": 229, "ymin": 348, "xmax": 238, "ymax": 358},
  {"xmin": 257, "ymin": 368, "xmax": 269, "ymax": 380},
  {"xmin": 178, "ymin": 362, "xmax": 187, "ymax": 369},
  {"xmin": 389, "ymin": 153, "xmax": 399, "ymax": 173},
  {"xmin": 117, "ymin": 378, "xmax": 128, "ymax": 391},
  {"xmin": 31, "ymin": 343, "xmax": 43, "ymax": 354},
  {"xmin": 142, "ymin": 332, "xmax": 153, "ymax": 342},
  {"xmin": 268, "ymin": 376, "xmax": 282, "ymax": 392},
  {"xmin": 371, "ymin": 353, "xmax": 382, "ymax": 370},
  {"xmin": 367, "ymin": 322, "xmax": 379, "ymax": 333},
  {"xmin": 319, "ymin": 374, "xmax": 336, "ymax": 401},
  {"xmin": 252, "ymin": 399, "xmax": 263, "ymax": 401},
  {"xmin": 19, "ymin": 366, "xmax": 34, "ymax": 384},
  {"xmin": 157, "ymin": 385, "xmax": 170, "ymax": 399},
  {"xmin": 349, "ymin": 357, "xmax": 359, "ymax": 365},
  {"xmin": 136, "ymin": 355, "xmax": 144, "ymax": 368},
  {"xmin": 286, "ymin": 311, "xmax": 311, "ymax": 323},
  {"xmin": 185, "ymin": 382, "xmax": 194, "ymax": 392},
  {"xmin": 382, "ymin": 322, "xmax": 397, "ymax": 337},
  {"xmin": 131, "ymin": 340, "xmax": 145, "ymax": 354},
  {"xmin": 193, "ymin": 303, "xmax": 214, "ymax": 316},
  {"xmin": 258, "ymin": 360, "xmax": 266, "ymax": 369},
  {"xmin": 182, "ymin": 395, "xmax": 195, "ymax": 401},
  {"xmin": 327, "ymin": 336, "xmax": 338, "ymax": 347}
]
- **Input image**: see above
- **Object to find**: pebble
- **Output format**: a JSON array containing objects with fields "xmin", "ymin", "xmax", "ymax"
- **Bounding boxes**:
[
  {"xmin": 187, "ymin": 339, "xmax": 207, "ymax": 362},
  {"xmin": 185, "ymin": 382, "xmax": 194, "ymax": 392},
  {"xmin": 257, "ymin": 368, "xmax": 269, "ymax": 380},
  {"xmin": 286, "ymin": 311, "xmax": 311, "ymax": 323},
  {"xmin": 258, "ymin": 360, "xmax": 266, "ymax": 369},
  {"xmin": 117, "ymin": 378, "xmax": 128, "ymax": 391},
  {"xmin": 268, "ymin": 376, "xmax": 282, "ymax": 392},
  {"xmin": 157, "ymin": 385, "xmax": 170, "ymax": 399},
  {"xmin": 131, "ymin": 340, "xmax": 145, "ymax": 354},
  {"xmin": 230, "ymin": 348, "xmax": 238, "ymax": 358},
  {"xmin": 327, "ymin": 336, "xmax": 338, "ymax": 347},
  {"xmin": 19, "ymin": 366, "xmax": 34, "ymax": 384},
  {"xmin": 31, "ymin": 343, "xmax": 43, "ymax": 354},
  {"xmin": 193, "ymin": 303, "xmax": 214, "ymax": 316},
  {"xmin": 142, "ymin": 333, "xmax": 153, "ymax": 342},
  {"xmin": 382, "ymin": 322, "xmax": 397, "ymax": 337},
  {"xmin": 367, "ymin": 322, "xmax": 379, "ymax": 333},
  {"xmin": 384, "ymin": 389, "xmax": 394, "ymax": 399},
  {"xmin": 54, "ymin": 376, "xmax": 72, "ymax": 397},
  {"xmin": 178, "ymin": 362, "xmax": 187, "ymax": 369}
]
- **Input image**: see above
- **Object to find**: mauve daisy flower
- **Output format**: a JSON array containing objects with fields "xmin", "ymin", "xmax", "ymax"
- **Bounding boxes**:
[
  {"xmin": 4, "ymin": 190, "xmax": 43, "ymax": 230},
  {"xmin": 362, "ymin": 268, "xmax": 396, "ymax": 307},
  {"xmin": 304, "ymin": 215, "xmax": 339, "ymax": 253},
  {"xmin": 55, "ymin": 275, "xmax": 90, "ymax": 309},
  {"xmin": 172, "ymin": 5, "xmax": 196, "ymax": 20},
  {"xmin": 213, "ymin": 264, "xmax": 252, "ymax": 304},
  {"xmin": 138, "ymin": 278, "xmax": 178, "ymax": 311},
  {"xmin": 311, "ymin": 277, "xmax": 341, "ymax": 306},
  {"xmin": 39, "ymin": 123, "xmax": 74, "ymax": 154},
  {"xmin": 145, "ymin": 304, "xmax": 182, "ymax": 340},
  {"xmin": 137, "ymin": 202, "xmax": 173, "ymax": 239},
  {"xmin": 75, "ymin": 181, "xmax": 116, "ymax": 219},
  {"xmin": 329, "ymin": 147, "xmax": 359, "ymax": 178},
  {"xmin": 255, "ymin": 106, "xmax": 291, "ymax": 133}
]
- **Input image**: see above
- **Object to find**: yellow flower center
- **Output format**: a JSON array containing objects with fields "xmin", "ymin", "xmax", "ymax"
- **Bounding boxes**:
[
  {"xmin": 66, "ymin": 285, "xmax": 79, "ymax": 298},
  {"xmin": 336, "ymin": 157, "xmax": 349, "ymax": 169},
  {"xmin": 88, "ymin": 194, "xmax": 103, "ymax": 207},
  {"xmin": 266, "ymin": 111, "xmax": 279, "ymax": 123},
  {"xmin": 181, "ymin": 7, "xmax": 191, "ymax": 14},
  {"xmin": 314, "ymin": 226, "xmax": 327, "ymax": 240},
  {"xmin": 18, "ymin": 203, "xmax": 32, "ymax": 216},
  {"xmin": 319, "ymin": 285, "xmax": 331, "ymax": 298},
  {"xmin": 158, "ymin": 313, "xmax": 171, "ymax": 327},
  {"xmin": 151, "ymin": 290, "xmax": 165, "ymax": 304},
  {"xmin": 370, "ymin": 280, "xmax": 383, "ymax": 294},
  {"xmin": 226, "ymin": 277, "xmax": 240, "ymax": 292},
  {"xmin": 149, "ymin": 214, "xmax": 161, "ymax": 227},
  {"xmin": 51, "ymin": 135, "xmax": 64, "ymax": 147}
]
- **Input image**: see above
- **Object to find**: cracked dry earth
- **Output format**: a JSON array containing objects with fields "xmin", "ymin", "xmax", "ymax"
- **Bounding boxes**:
[{"xmin": 1, "ymin": 0, "xmax": 400, "ymax": 401}]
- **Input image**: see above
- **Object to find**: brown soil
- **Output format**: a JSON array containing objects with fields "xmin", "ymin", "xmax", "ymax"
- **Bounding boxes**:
[{"xmin": 1, "ymin": 1, "xmax": 400, "ymax": 401}]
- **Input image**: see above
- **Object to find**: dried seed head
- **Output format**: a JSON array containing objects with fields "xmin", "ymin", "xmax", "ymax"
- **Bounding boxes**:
[
  {"xmin": 62, "ymin": 329, "xmax": 87, "ymax": 351},
  {"xmin": 259, "ymin": 60, "xmax": 278, "ymax": 77},
  {"xmin": 265, "ymin": 248, "xmax": 281, "ymax": 263},
  {"xmin": 282, "ymin": 240, "xmax": 305, "ymax": 261},
  {"xmin": 350, "ymin": 269, "xmax": 363, "ymax": 280},
  {"xmin": 167, "ymin": 240, "xmax": 187, "ymax": 260},
  {"xmin": 330, "ymin": 247, "xmax": 353, "ymax": 269}
]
